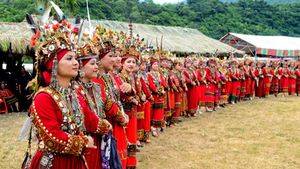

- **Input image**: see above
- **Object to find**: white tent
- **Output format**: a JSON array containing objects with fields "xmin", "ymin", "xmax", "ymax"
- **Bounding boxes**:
[{"xmin": 220, "ymin": 32, "xmax": 300, "ymax": 57}]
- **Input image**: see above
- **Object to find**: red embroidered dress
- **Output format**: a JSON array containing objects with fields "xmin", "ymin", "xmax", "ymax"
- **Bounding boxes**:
[
  {"xmin": 29, "ymin": 85, "xmax": 109, "ymax": 169},
  {"xmin": 270, "ymin": 67, "xmax": 279, "ymax": 95},
  {"xmin": 137, "ymin": 71, "xmax": 152, "ymax": 142},
  {"xmin": 295, "ymin": 68, "xmax": 300, "ymax": 95},
  {"xmin": 93, "ymin": 73, "xmax": 128, "ymax": 169},
  {"xmin": 196, "ymin": 68, "xmax": 207, "ymax": 107},
  {"xmin": 114, "ymin": 71, "xmax": 138, "ymax": 168},
  {"xmin": 288, "ymin": 68, "xmax": 297, "ymax": 95},
  {"xmin": 147, "ymin": 71, "xmax": 165, "ymax": 128},
  {"xmin": 262, "ymin": 67, "xmax": 272, "ymax": 96},
  {"xmin": 75, "ymin": 83, "xmax": 113, "ymax": 169},
  {"xmin": 183, "ymin": 68, "xmax": 198, "ymax": 115}
]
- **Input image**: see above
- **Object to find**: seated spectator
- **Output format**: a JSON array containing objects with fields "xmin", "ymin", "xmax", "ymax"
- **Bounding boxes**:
[{"xmin": 0, "ymin": 81, "xmax": 19, "ymax": 112}]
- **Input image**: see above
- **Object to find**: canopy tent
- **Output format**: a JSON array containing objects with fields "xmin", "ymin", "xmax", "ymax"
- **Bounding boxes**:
[
  {"xmin": 0, "ymin": 19, "xmax": 240, "ymax": 56},
  {"xmin": 220, "ymin": 32, "xmax": 300, "ymax": 57}
]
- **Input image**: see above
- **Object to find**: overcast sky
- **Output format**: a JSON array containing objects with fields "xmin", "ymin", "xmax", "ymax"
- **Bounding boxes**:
[{"xmin": 152, "ymin": 0, "xmax": 184, "ymax": 4}]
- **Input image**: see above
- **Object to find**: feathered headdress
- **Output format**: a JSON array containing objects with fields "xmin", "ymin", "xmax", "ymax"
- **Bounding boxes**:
[{"xmin": 27, "ymin": 14, "xmax": 78, "ymax": 92}]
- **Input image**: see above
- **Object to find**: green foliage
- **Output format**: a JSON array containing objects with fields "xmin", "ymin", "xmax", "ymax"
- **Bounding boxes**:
[
  {"xmin": 220, "ymin": 0, "xmax": 299, "ymax": 4},
  {"xmin": 0, "ymin": 0, "xmax": 299, "ymax": 39}
]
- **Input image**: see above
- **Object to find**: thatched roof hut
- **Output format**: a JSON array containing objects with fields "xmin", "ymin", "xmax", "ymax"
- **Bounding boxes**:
[
  {"xmin": 0, "ymin": 22, "xmax": 33, "ymax": 55},
  {"xmin": 91, "ymin": 20, "xmax": 239, "ymax": 54},
  {"xmin": 0, "ymin": 19, "xmax": 241, "ymax": 56}
]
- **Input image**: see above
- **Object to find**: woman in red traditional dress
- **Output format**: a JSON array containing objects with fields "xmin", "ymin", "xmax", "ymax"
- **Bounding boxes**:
[
  {"xmin": 270, "ymin": 61, "xmax": 280, "ymax": 97},
  {"xmin": 255, "ymin": 61, "xmax": 264, "ymax": 98},
  {"xmin": 219, "ymin": 62, "xmax": 229, "ymax": 107},
  {"xmin": 214, "ymin": 61, "xmax": 222, "ymax": 108},
  {"xmin": 183, "ymin": 58, "xmax": 198, "ymax": 116},
  {"xmin": 229, "ymin": 60, "xmax": 239, "ymax": 104},
  {"xmin": 288, "ymin": 62, "xmax": 297, "ymax": 96},
  {"xmin": 77, "ymin": 40, "xmax": 132, "ymax": 169},
  {"xmin": 147, "ymin": 56, "xmax": 166, "ymax": 137},
  {"xmin": 262, "ymin": 63, "xmax": 272, "ymax": 97},
  {"xmin": 193, "ymin": 57, "xmax": 202, "ymax": 110},
  {"xmin": 137, "ymin": 57, "xmax": 153, "ymax": 143},
  {"xmin": 196, "ymin": 59, "xmax": 207, "ymax": 111},
  {"xmin": 238, "ymin": 63, "xmax": 246, "ymax": 101},
  {"xmin": 0, "ymin": 82, "xmax": 20, "ymax": 112},
  {"xmin": 160, "ymin": 56, "xmax": 173, "ymax": 126},
  {"xmin": 114, "ymin": 46, "xmax": 141, "ymax": 169},
  {"xmin": 295, "ymin": 63, "xmax": 300, "ymax": 96},
  {"xmin": 92, "ymin": 32, "xmax": 129, "ymax": 168},
  {"xmin": 244, "ymin": 59, "xmax": 252, "ymax": 100},
  {"xmin": 134, "ymin": 63, "xmax": 146, "ymax": 148},
  {"xmin": 170, "ymin": 59, "xmax": 185, "ymax": 123},
  {"xmin": 279, "ymin": 61, "xmax": 289, "ymax": 96},
  {"xmin": 249, "ymin": 61, "xmax": 257, "ymax": 99},
  {"xmin": 205, "ymin": 59, "xmax": 217, "ymax": 111},
  {"xmin": 28, "ymin": 21, "xmax": 107, "ymax": 169}
]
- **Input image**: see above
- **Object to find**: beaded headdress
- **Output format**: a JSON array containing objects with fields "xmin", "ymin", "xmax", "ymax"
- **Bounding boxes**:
[
  {"xmin": 93, "ymin": 25, "xmax": 118, "ymax": 59},
  {"xmin": 28, "ymin": 19, "xmax": 78, "ymax": 91}
]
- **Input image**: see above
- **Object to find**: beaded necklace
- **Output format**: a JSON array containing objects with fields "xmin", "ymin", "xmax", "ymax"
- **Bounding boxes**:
[
  {"xmin": 150, "ymin": 71, "xmax": 161, "ymax": 88},
  {"xmin": 120, "ymin": 70, "xmax": 136, "ymax": 94},
  {"xmin": 48, "ymin": 82, "xmax": 86, "ymax": 135},
  {"xmin": 141, "ymin": 71, "xmax": 149, "ymax": 84},
  {"xmin": 102, "ymin": 73, "xmax": 122, "ymax": 108},
  {"xmin": 80, "ymin": 81, "xmax": 105, "ymax": 119}
]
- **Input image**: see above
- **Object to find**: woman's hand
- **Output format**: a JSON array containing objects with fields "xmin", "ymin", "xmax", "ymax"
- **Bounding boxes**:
[
  {"xmin": 85, "ymin": 136, "xmax": 97, "ymax": 149},
  {"xmin": 120, "ymin": 83, "xmax": 132, "ymax": 93}
]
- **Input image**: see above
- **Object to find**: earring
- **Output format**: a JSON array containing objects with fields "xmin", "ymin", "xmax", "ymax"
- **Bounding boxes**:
[
  {"xmin": 79, "ymin": 70, "xmax": 85, "ymax": 78},
  {"xmin": 98, "ymin": 63, "xmax": 104, "ymax": 70}
]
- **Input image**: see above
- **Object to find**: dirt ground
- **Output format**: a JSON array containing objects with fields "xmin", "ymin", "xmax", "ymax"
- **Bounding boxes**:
[{"xmin": 0, "ymin": 96, "xmax": 299, "ymax": 169}]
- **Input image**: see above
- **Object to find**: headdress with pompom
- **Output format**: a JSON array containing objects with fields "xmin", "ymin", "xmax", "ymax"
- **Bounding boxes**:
[{"xmin": 28, "ymin": 18, "xmax": 78, "ymax": 92}]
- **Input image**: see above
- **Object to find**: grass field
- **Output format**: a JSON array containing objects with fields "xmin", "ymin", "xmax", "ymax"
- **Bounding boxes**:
[{"xmin": 0, "ymin": 96, "xmax": 299, "ymax": 169}]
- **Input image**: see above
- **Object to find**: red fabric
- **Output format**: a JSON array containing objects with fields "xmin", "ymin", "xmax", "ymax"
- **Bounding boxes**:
[
  {"xmin": 0, "ymin": 98, "xmax": 8, "ymax": 114},
  {"xmin": 168, "ymin": 90, "xmax": 175, "ymax": 110},
  {"xmin": 170, "ymin": 71, "xmax": 183, "ymax": 120},
  {"xmin": 205, "ymin": 69, "xmax": 215, "ymax": 107},
  {"xmin": 125, "ymin": 111, "xmax": 137, "ymax": 167},
  {"xmin": 42, "ymin": 49, "xmax": 69, "ymax": 85},
  {"xmin": 0, "ymin": 89, "xmax": 13, "ymax": 98},
  {"xmin": 173, "ymin": 92, "xmax": 183, "ymax": 118},
  {"xmin": 81, "ymin": 59, "xmax": 90, "ymax": 67},
  {"xmin": 254, "ymin": 68, "xmax": 263, "ymax": 97},
  {"xmin": 262, "ymin": 67, "xmax": 271, "ymax": 96},
  {"xmin": 288, "ymin": 69, "xmax": 296, "ymax": 95},
  {"xmin": 244, "ymin": 67, "xmax": 252, "ymax": 96},
  {"xmin": 173, "ymin": 92, "xmax": 182, "ymax": 121},
  {"xmin": 29, "ymin": 90, "xmax": 101, "ymax": 169},
  {"xmin": 270, "ymin": 69, "xmax": 279, "ymax": 95},
  {"xmin": 143, "ymin": 101, "xmax": 152, "ymax": 132},
  {"xmin": 296, "ymin": 69, "xmax": 300, "ymax": 94},
  {"xmin": 279, "ymin": 68, "xmax": 289, "ymax": 93},
  {"xmin": 250, "ymin": 68, "xmax": 257, "ymax": 96},
  {"xmin": 185, "ymin": 69, "xmax": 198, "ymax": 113},
  {"xmin": 256, "ymin": 78, "xmax": 264, "ymax": 98},
  {"xmin": 214, "ymin": 72, "xmax": 221, "ymax": 103},
  {"xmin": 92, "ymin": 77, "xmax": 128, "ymax": 169},
  {"xmin": 139, "ymin": 76, "xmax": 152, "ymax": 133},
  {"xmin": 196, "ymin": 69, "xmax": 207, "ymax": 106},
  {"xmin": 30, "ymin": 151, "xmax": 86, "ymax": 169},
  {"xmin": 114, "ymin": 73, "xmax": 138, "ymax": 168},
  {"xmin": 229, "ymin": 69, "xmax": 240, "ymax": 97},
  {"xmin": 147, "ymin": 73, "xmax": 165, "ymax": 127}
]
